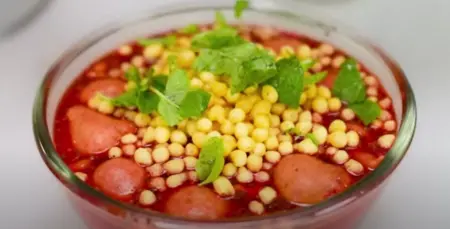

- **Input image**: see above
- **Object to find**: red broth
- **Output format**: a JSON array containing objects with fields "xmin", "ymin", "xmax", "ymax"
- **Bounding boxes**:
[{"xmin": 53, "ymin": 25, "xmax": 397, "ymax": 219}]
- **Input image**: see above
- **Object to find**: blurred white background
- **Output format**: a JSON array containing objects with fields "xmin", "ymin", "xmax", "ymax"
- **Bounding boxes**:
[{"xmin": 0, "ymin": 0, "xmax": 449, "ymax": 228}]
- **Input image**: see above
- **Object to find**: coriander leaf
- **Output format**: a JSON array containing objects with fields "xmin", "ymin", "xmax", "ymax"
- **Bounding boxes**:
[
  {"xmin": 111, "ymin": 89, "xmax": 138, "ymax": 107},
  {"xmin": 304, "ymin": 71, "xmax": 328, "ymax": 85},
  {"xmin": 233, "ymin": 50, "xmax": 277, "ymax": 93},
  {"xmin": 194, "ymin": 46, "xmax": 241, "ymax": 77},
  {"xmin": 152, "ymin": 75, "xmax": 168, "ymax": 91},
  {"xmin": 157, "ymin": 99, "xmax": 183, "ymax": 126},
  {"xmin": 234, "ymin": 0, "xmax": 249, "ymax": 19},
  {"xmin": 332, "ymin": 59, "xmax": 366, "ymax": 104},
  {"xmin": 201, "ymin": 155, "xmax": 224, "ymax": 186},
  {"xmin": 125, "ymin": 66, "xmax": 141, "ymax": 83},
  {"xmin": 348, "ymin": 100, "xmax": 381, "ymax": 125},
  {"xmin": 180, "ymin": 24, "xmax": 199, "ymax": 34},
  {"xmin": 300, "ymin": 58, "xmax": 315, "ymax": 72},
  {"xmin": 179, "ymin": 89, "xmax": 211, "ymax": 118},
  {"xmin": 191, "ymin": 28, "xmax": 243, "ymax": 49},
  {"xmin": 215, "ymin": 11, "xmax": 228, "ymax": 29},
  {"xmin": 267, "ymin": 56, "xmax": 304, "ymax": 108},
  {"xmin": 137, "ymin": 35, "xmax": 176, "ymax": 47},
  {"xmin": 306, "ymin": 133, "xmax": 319, "ymax": 145},
  {"xmin": 137, "ymin": 91, "xmax": 159, "ymax": 114},
  {"xmin": 196, "ymin": 137, "xmax": 225, "ymax": 185},
  {"xmin": 164, "ymin": 69, "xmax": 190, "ymax": 104}
]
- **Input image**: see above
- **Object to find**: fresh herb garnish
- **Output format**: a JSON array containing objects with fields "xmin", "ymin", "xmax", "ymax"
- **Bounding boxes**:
[
  {"xmin": 179, "ymin": 89, "xmax": 211, "ymax": 118},
  {"xmin": 266, "ymin": 56, "xmax": 304, "ymax": 108},
  {"xmin": 304, "ymin": 71, "xmax": 328, "ymax": 85},
  {"xmin": 348, "ymin": 100, "xmax": 381, "ymax": 125},
  {"xmin": 191, "ymin": 27, "xmax": 244, "ymax": 50},
  {"xmin": 332, "ymin": 59, "xmax": 381, "ymax": 125},
  {"xmin": 196, "ymin": 137, "xmax": 225, "ymax": 185},
  {"xmin": 110, "ymin": 66, "xmax": 160, "ymax": 113},
  {"xmin": 110, "ymin": 66, "xmax": 210, "ymax": 126},
  {"xmin": 215, "ymin": 11, "xmax": 228, "ymax": 29},
  {"xmin": 234, "ymin": 0, "xmax": 249, "ymax": 19},
  {"xmin": 195, "ymin": 42, "xmax": 277, "ymax": 93},
  {"xmin": 180, "ymin": 24, "xmax": 199, "ymax": 34},
  {"xmin": 306, "ymin": 133, "xmax": 319, "ymax": 145},
  {"xmin": 137, "ymin": 35, "xmax": 177, "ymax": 47},
  {"xmin": 332, "ymin": 59, "xmax": 366, "ymax": 104},
  {"xmin": 300, "ymin": 58, "xmax": 316, "ymax": 72}
]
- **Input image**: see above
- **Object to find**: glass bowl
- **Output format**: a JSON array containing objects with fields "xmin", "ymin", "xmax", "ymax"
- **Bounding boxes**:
[{"xmin": 32, "ymin": 0, "xmax": 417, "ymax": 229}]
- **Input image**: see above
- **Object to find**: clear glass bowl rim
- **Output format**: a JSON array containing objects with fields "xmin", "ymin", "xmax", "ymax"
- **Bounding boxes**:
[{"xmin": 32, "ymin": 0, "xmax": 417, "ymax": 226}]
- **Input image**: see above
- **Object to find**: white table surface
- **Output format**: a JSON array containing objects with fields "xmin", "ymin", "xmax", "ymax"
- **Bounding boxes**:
[{"xmin": 0, "ymin": 0, "xmax": 449, "ymax": 228}]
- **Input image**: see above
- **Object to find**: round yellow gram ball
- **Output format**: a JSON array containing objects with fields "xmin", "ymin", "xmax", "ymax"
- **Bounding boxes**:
[
  {"xmin": 229, "ymin": 108, "xmax": 246, "ymax": 123},
  {"xmin": 225, "ymin": 90, "xmax": 241, "ymax": 103},
  {"xmin": 208, "ymin": 105, "xmax": 226, "ymax": 122},
  {"xmin": 271, "ymin": 103, "xmax": 286, "ymax": 115},
  {"xmin": 222, "ymin": 135, "xmax": 237, "ymax": 156},
  {"xmin": 254, "ymin": 114, "xmax": 270, "ymax": 128},
  {"xmin": 230, "ymin": 150, "xmax": 247, "ymax": 167},
  {"xmin": 282, "ymin": 109, "xmax": 299, "ymax": 122},
  {"xmin": 327, "ymin": 131, "xmax": 348, "ymax": 148},
  {"xmin": 220, "ymin": 120, "xmax": 235, "ymax": 135},
  {"xmin": 251, "ymin": 100, "xmax": 271, "ymax": 117},
  {"xmin": 251, "ymin": 128, "xmax": 269, "ymax": 143},
  {"xmin": 238, "ymin": 136, "xmax": 255, "ymax": 152},
  {"xmin": 328, "ymin": 97, "xmax": 342, "ymax": 112},
  {"xmin": 234, "ymin": 122, "xmax": 249, "ymax": 138},
  {"xmin": 211, "ymin": 81, "xmax": 228, "ymax": 97},
  {"xmin": 196, "ymin": 118, "xmax": 213, "ymax": 132},
  {"xmin": 312, "ymin": 97, "xmax": 329, "ymax": 114},
  {"xmin": 177, "ymin": 49, "xmax": 196, "ymax": 68},
  {"xmin": 261, "ymin": 85, "xmax": 278, "ymax": 103},
  {"xmin": 317, "ymin": 86, "xmax": 331, "ymax": 99}
]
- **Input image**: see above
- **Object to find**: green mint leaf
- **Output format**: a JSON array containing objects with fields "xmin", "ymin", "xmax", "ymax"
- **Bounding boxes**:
[
  {"xmin": 157, "ymin": 99, "xmax": 183, "ymax": 126},
  {"xmin": 196, "ymin": 137, "xmax": 225, "ymax": 185},
  {"xmin": 300, "ymin": 58, "xmax": 315, "ymax": 72},
  {"xmin": 163, "ymin": 69, "xmax": 190, "ymax": 104},
  {"xmin": 304, "ymin": 71, "xmax": 328, "ymax": 85},
  {"xmin": 137, "ymin": 35, "xmax": 176, "ymax": 47},
  {"xmin": 332, "ymin": 59, "xmax": 366, "ymax": 104},
  {"xmin": 306, "ymin": 133, "xmax": 319, "ymax": 145},
  {"xmin": 215, "ymin": 11, "xmax": 228, "ymax": 29},
  {"xmin": 234, "ymin": 0, "xmax": 249, "ymax": 19},
  {"xmin": 179, "ymin": 89, "xmax": 211, "ymax": 118},
  {"xmin": 111, "ymin": 89, "xmax": 139, "ymax": 107},
  {"xmin": 348, "ymin": 100, "xmax": 381, "ymax": 125},
  {"xmin": 191, "ymin": 28, "xmax": 243, "ymax": 49},
  {"xmin": 233, "ymin": 50, "xmax": 277, "ymax": 93},
  {"xmin": 267, "ymin": 57, "xmax": 304, "ymax": 108},
  {"xmin": 125, "ymin": 66, "xmax": 141, "ymax": 83},
  {"xmin": 137, "ymin": 91, "xmax": 159, "ymax": 114},
  {"xmin": 180, "ymin": 24, "xmax": 199, "ymax": 34}
]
